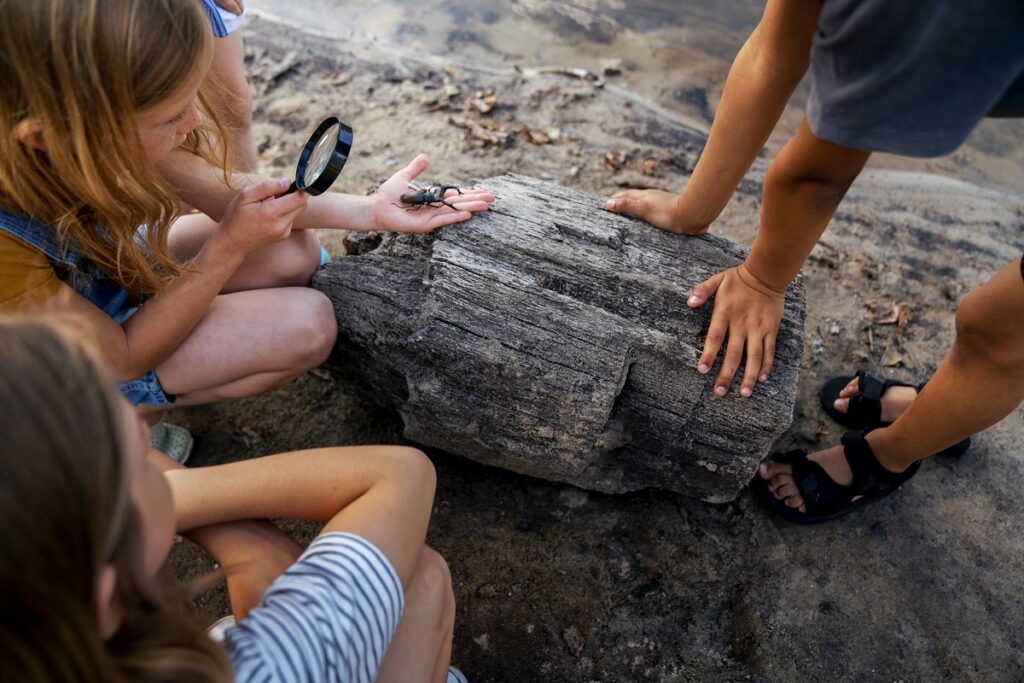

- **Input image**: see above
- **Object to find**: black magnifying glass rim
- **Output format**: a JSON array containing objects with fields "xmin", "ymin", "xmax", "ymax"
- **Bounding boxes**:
[{"xmin": 292, "ymin": 115, "xmax": 354, "ymax": 196}]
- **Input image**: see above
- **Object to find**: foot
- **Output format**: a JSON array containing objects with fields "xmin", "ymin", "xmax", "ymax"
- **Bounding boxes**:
[
  {"xmin": 832, "ymin": 376, "xmax": 918, "ymax": 423},
  {"xmin": 757, "ymin": 437, "xmax": 909, "ymax": 514}
]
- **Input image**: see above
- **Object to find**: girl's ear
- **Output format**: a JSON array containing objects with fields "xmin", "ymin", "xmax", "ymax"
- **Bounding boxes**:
[
  {"xmin": 14, "ymin": 119, "xmax": 46, "ymax": 151},
  {"xmin": 96, "ymin": 563, "xmax": 123, "ymax": 639}
]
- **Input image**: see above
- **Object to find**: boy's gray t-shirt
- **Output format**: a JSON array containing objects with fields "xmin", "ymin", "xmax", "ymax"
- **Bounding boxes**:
[{"xmin": 807, "ymin": 0, "xmax": 1024, "ymax": 157}]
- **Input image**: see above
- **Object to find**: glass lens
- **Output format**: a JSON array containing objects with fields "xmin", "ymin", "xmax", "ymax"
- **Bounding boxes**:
[{"xmin": 304, "ymin": 123, "xmax": 340, "ymax": 185}]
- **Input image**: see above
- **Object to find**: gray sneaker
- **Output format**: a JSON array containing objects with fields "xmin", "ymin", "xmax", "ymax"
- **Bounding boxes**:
[
  {"xmin": 149, "ymin": 422, "xmax": 193, "ymax": 465},
  {"xmin": 447, "ymin": 666, "xmax": 468, "ymax": 683}
]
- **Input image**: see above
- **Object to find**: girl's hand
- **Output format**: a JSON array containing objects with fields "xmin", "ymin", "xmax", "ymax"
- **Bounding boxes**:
[
  {"xmin": 605, "ymin": 189, "xmax": 709, "ymax": 235},
  {"xmin": 372, "ymin": 154, "xmax": 495, "ymax": 233},
  {"xmin": 218, "ymin": 178, "xmax": 308, "ymax": 254},
  {"xmin": 688, "ymin": 263, "xmax": 786, "ymax": 398}
]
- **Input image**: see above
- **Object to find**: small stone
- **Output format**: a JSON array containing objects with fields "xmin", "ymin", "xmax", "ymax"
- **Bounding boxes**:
[{"xmin": 830, "ymin": 324, "xmax": 841, "ymax": 335}]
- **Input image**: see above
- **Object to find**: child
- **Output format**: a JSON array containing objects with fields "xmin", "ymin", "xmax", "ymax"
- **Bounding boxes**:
[
  {"xmin": 0, "ymin": 316, "xmax": 467, "ymax": 683},
  {"xmin": 0, "ymin": 0, "xmax": 494, "ymax": 461},
  {"xmin": 606, "ymin": 0, "xmax": 1024, "ymax": 522}
]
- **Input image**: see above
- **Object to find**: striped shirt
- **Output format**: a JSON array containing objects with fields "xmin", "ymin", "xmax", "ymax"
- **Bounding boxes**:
[{"xmin": 224, "ymin": 533, "xmax": 405, "ymax": 683}]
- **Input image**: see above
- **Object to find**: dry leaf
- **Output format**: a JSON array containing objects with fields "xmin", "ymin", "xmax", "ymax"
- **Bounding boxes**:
[{"xmin": 872, "ymin": 302, "xmax": 910, "ymax": 327}]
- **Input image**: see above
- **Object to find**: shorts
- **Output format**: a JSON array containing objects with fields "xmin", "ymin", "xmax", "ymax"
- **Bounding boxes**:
[
  {"xmin": 200, "ymin": 0, "xmax": 246, "ymax": 38},
  {"xmin": 113, "ymin": 304, "xmax": 175, "ymax": 407},
  {"xmin": 118, "ymin": 370, "xmax": 175, "ymax": 407}
]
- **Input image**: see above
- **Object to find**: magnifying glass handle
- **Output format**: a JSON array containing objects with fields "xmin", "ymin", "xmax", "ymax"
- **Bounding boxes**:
[{"xmin": 281, "ymin": 180, "xmax": 299, "ymax": 196}]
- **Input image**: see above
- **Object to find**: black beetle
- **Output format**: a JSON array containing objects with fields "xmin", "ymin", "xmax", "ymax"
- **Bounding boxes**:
[{"xmin": 394, "ymin": 183, "xmax": 463, "ymax": 211}]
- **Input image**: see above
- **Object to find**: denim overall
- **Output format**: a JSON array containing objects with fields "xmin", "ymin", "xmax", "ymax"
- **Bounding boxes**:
[{"xmin": 0, "ymin": 209, "xmax": 173, "ymax": 405}]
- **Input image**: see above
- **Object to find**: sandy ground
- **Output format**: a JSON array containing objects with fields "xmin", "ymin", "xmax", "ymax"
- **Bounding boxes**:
[{"xmin": 170, "ymin": 13, "xmax": 1024, "ymax": 682}]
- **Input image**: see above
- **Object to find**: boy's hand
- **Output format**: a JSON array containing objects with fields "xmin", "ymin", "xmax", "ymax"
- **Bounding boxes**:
[
  {"xmin": 372, "ymin": 154, "xmax": 495, "ymax": 233},
  {"xmin": 605, "ymin": 189, "xmax": 708, "ymax": 235},
  {"xmin": 218, "ymin": 178, "xmax": 308, "ymax": 254},
  {"xmin": 688, "ymin": 263, "xmax": 786, "ymax": 398}
]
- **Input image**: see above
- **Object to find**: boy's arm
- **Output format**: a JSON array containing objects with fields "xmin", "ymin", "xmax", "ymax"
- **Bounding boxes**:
[
  {"xmin": 691, "ymin": 118, "xmax": 870, "ymax": 397},
  {"xmin": 158, "ymin": 151, "xmax": 495, "ymax": 233},
  {"xmin": 607, "ymin": 0, "xmax": 821, "ymax": 232}
]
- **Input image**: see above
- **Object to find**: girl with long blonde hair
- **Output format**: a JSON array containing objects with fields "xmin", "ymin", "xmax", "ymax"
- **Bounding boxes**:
[
  {"xmin": 0, "ymin": 0, "xmax": 494, "ymax": 457},
  {"xmin": 0, "ymin": 0, "xmax": 492, "ymax": 627},
  {"xmin": 0, "ymin": 317, "xmax": 465, "ymax": 682}
]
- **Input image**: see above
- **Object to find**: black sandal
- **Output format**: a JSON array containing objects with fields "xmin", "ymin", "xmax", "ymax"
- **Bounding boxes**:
[
  {"xmin": 751, "ymin": 430, "xmax": 921, "ymax": 524},
  {"xmin": 819, "ymin": 369, "xmax": 920, "ymax": 429},
  {"xmin": 819, "ymin": 370, "xmax": 971, "ymax": 457}
]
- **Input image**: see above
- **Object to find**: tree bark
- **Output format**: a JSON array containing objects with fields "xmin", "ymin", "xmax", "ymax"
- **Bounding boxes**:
[{"xmin": 313, "ymin": 174, "xmax": 805, "ymax": 501}]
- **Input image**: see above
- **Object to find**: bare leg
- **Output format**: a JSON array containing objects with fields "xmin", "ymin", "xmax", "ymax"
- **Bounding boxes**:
[
  {"xmin": 761, "ymin": 256, "xmax": 1024, "ymax": 511},
  {"xmin": 169, "ymin": 213, "xmax": 323, "ymax": 292},
  {"xmin": 376, "ymin": 547, "xmax": 456, "ymax": 683},
  {"xmin": 154, "ymin": 286, "xmax": 336, "ymax": 405},
  {"xmin": 206, "ymin": 30, "xmax": 258, "ymax": 172}
]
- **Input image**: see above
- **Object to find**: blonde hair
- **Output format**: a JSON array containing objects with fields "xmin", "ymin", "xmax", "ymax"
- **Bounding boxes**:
[
  {"xmin": 0, "ymin": 316, "xmax": 232, "ymax": 682},
  {"xmin": 0, "ymin": 0, "xmax": 232, "ymax": 298}
]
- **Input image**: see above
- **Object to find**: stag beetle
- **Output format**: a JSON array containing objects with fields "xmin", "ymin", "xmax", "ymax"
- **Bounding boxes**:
[{"xmin": 394, "ymin": 183, "xmax": 463, "ymax": 211}]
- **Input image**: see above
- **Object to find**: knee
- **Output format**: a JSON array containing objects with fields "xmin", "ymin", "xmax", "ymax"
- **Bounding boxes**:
[
  {"xmin": 386, "ymin": 446, "xmax": 437, "ymax": 502},
  {"xmin": 288, "ymin": 290, "xmax": 337, "ymax": 368},
  {"xmin": 952, "ymin": 289, "xmax": 1023, "ymax": 373},
  {"xmin": 409, "ymin": 547, "xmax": 455, "ymax": 630}
]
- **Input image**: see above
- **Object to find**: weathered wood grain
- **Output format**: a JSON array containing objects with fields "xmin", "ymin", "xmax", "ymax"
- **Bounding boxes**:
[{"xmin": 313, "ymin": 174, "xmax": 805, "ymax": 501}]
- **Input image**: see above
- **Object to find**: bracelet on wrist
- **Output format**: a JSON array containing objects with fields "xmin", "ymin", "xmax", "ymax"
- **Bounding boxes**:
[{"xmin": 735, "ymin": 263, "xmax": 787, "ymax": 299}]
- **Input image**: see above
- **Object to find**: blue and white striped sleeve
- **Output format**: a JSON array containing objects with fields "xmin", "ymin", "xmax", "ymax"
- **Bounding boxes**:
[
  {"xmin": 224, "ymin": 533, "xmax": 405, "ymax": 683},
  {"xmin": 198, "ymin": 0, "xmax": 228, "ymax": 37}
]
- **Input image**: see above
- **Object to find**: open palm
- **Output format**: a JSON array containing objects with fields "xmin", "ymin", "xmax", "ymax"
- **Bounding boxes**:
[{"xmin": 373, "ymin": 154, "xmax": 495, "ymax": 233}]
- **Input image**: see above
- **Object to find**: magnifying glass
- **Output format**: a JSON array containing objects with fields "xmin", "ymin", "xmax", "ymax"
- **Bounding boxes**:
[{"xmin": 282, "ymin": 116, "xmax": 354, "ymax": 195}]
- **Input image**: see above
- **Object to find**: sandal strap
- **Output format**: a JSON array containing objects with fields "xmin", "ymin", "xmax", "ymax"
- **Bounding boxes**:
[
  {"xmin": 774, "ymin": 450, "xmax": 856, "ymax": 514},
  {"xmin": 841, "ymin": 430, "xmax": 885, "ymax": 494},
  {"xmin": 846, "ymin": 370, "xmax": 918, "ymax": 427},
  {"xmin": 845, "ymin": 371, "xmax": 884, "ymax": 426}
]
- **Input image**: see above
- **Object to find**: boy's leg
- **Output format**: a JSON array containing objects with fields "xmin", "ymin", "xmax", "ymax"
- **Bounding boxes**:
[
  {"xmin": 154, "ymin": 286, "xmax": 336, "ymax": 405},
  {"xmin": 375, "ymin": 547, "xmax": 457, "ymax": 683},
  {"xmin": 762, "ymin": 256, "xmax": 1024, "ymax": 511},
  {"xmin": 206, "ymin": 30, "xmax": 258, "ymax": 172}
]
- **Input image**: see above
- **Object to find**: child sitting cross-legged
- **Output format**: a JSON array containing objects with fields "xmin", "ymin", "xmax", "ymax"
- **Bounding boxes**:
[{"xmin": 0, "ymin": 317, "xmax": 468, "ymax": 683}]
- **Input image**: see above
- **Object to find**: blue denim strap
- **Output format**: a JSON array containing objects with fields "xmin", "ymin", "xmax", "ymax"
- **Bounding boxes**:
[{"xmin": 0, "ymin": 209, "xmax": 80, "ymax": 267}]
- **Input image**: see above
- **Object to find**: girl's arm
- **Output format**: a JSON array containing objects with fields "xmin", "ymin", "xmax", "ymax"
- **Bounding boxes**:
[
  {"xmin": 158, "ymin": 151, "xmax": 495, "ymax": 233},
  {"xmin": 607, "ymin": 0, "xmax": 822, "ymax": 233},
  {"xmin": 166, "ymin": 446, "xmax": 436, "ymax": 586},
  {"xmin": 36, "ymin": 179, "xmax": 306, "ymax": 380}
]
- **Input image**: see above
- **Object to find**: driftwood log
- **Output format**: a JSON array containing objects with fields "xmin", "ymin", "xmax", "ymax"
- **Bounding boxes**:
[{"xmin": 313, "ymin": 175, "xmax": 805, "ymax": 502}]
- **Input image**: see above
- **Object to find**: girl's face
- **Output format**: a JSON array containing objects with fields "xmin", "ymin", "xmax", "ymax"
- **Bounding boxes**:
[
  {"xmin": 115, "ymin": 398, "xmax": 176, "ymax": 579},
  {"xmin": 135, "ymin": 72, "xmax": 204, "ymax": 165}
]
